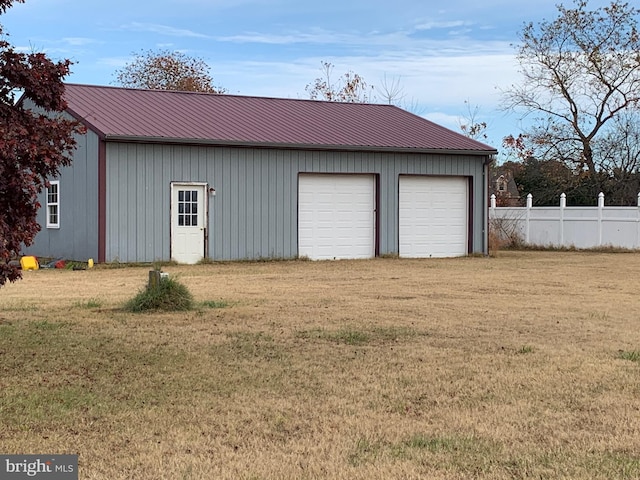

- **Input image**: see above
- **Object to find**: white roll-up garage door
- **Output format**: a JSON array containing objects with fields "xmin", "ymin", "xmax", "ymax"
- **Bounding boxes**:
[
  {"xmin": 298, "ymin": 174, "xmax": 375, "ymax": 260},
  {"xmin": 399, "ymin": 175, "xmax": 468, "ymax": 258}
]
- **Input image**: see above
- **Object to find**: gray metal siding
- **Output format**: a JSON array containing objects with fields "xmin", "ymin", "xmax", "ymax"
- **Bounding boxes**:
[
  {"xmin": 105, "ymin": 143, "xmax": 488, "ymax": 262},
  {"xmin": 23, "ymin": 127, "xmax": 100, "ymax": 261}
]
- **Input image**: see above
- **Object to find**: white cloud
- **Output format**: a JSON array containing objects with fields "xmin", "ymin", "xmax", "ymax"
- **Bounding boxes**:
[
  {"xmin": 96, "ymin": 56, "xmax": 131, "ymax": 68},
  {"xmin": 121, "ymin": 22, "xmax": 211, "ymax": 39},
  {"xmin": 216, "ymin": 25, "xmax": 513, "ymax": 59},
  {"xmin": 63, "ymin": 37, "xmax": 98, "ymax": 46},
  {"xmin": 414, "ymin": 20, "xmax": 472, "ymax": 31},
  {"xmin": 216, "ymin": 28, "xmax": 396, "ymax": 46},
  {"xmin": 422, "ymin": 111, "xmax": 462, "ymax": 130}
]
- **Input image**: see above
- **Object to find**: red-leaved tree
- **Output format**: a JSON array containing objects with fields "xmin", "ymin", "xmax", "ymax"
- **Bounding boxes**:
[{"xmin": 0, "ymin": 0, "xmax": 83, "ymax": 286}]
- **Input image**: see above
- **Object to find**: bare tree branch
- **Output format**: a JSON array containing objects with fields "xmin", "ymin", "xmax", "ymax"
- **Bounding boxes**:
[{"xmin": 502, "ymin": 0, "xmax": 640, "ymax": 192}]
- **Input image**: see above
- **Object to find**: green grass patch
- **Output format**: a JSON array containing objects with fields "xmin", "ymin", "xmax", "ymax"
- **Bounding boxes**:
[
  {"xmin": 296, "ymin": 328, "xmax": 369, "ymax": 345},
  {"xmin": 217, "ymin": 331, "xmax": 285, "ymax": 362},
  {"xmin": 334, "ymin": 329, "xmax": 369, "ymax": 345},
  {"xmin": 371, "ymin": 326, "xmax": 420, "ymax": 342},
  {"xmin": 200, "ymin": 299, "xmax": 229, "ymax": 309},
  {"xmin": 618, "ymin": 350, "xmax": 640, "ymax": 362},
  {"xmin": 73, "ymin": 298, "xmax": 103, "ymax": 309},
  {"xmin": 2, "ymin": 387, "xmax": 104, "ymax": 424},
  {"xmin": 124, "ymin": 277, "xmax": 194, "ymax": 312},
  {"xmin": 517, "ymin": 345, "xmax": 535, "ymax": 354},
  {"xmin": 31, "ymin": 319, "xmax": 63, "ymax": 331},
  {"xmin": 296, "ymin": 326, "xmax": 419, "ymax": 346},
  {"xmin": 349, "ymin": 433, "xmax": 497, "ymax": 468},
  {"xmin": 348, "ymin": 436, "xmax": 385, "ymax": 466},
  {"xmin": 0, "ymin": 320, "xmax": 193, "ymax": 429},
  {"xmin": 1, "ymin": 302, "xmax": 39, "ymax": 312},
  {"xmin": 401, "ymin": 434, "xmax": 469, "ymax": 452},
  {"xmin": 583, "ymin": 451, "xmax": 640, "ymax": 478}
]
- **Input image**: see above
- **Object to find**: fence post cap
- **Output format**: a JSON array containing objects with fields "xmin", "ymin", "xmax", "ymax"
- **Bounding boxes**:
[{"xmin": 560, "ymin": 192, "xmax": 566, "ymax": 198}]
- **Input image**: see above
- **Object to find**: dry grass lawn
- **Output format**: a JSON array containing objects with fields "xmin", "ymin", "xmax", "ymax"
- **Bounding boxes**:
[{"xmin": 1, "ymin": 251, "xmax": 640, "ymax": 479}]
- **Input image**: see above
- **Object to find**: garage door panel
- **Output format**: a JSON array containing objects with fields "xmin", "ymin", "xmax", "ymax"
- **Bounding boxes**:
[
  {"xmin": 299, "ymin": 174, "xmax": 375, "ymax": 260},
  {"xmin": 399, "ymin": 176, "xmax": 468, "ymax": 258}
]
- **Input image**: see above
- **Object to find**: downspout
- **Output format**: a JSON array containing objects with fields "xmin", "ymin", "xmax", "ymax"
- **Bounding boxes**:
[{"xmin": 483, "ymin": 155, "xmax": 496, "ymax": 256}]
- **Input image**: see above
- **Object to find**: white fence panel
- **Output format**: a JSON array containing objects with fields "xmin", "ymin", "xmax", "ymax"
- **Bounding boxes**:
[{"xmin": 490, "ymin": 193, "xmax": 640, "ymax": 249}]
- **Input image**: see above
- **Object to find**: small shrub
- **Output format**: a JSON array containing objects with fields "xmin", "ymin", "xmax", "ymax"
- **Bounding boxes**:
[
  {"xmin": 489, "ymin": 217, "xmax": 525, "ymax": 252},
  {"xmin": 124, "ymin": 277, "xmax": 194, "ymax": 312},
  {"xmin": 488, "ymin": 224, "xmax": 505, "ymax": 253}
]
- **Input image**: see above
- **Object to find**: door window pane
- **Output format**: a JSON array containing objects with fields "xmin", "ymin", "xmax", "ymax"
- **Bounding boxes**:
[{"xmin": 177, "ymin": 189, "xmax": 199, "ymax": 227}]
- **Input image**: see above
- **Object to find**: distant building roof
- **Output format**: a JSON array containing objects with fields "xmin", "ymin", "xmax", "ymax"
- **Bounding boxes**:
[{"xmin": 60, "ymin": 84, "xmax": 497, "ymax": 154}]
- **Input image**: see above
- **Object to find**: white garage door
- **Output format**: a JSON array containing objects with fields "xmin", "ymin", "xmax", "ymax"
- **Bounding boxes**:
[
  {"xmin": 399, "ymin": 176, "xmax": 468, "ymax": 258},
  {"xmin": 299, "ymin": 174, "xmax": 375, "ymax": 260}
]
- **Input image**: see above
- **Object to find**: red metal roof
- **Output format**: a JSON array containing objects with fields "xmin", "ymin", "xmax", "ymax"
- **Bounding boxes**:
[{"xmin": 62, "ymin": 84, "xmax": 497, "ymax": 154}]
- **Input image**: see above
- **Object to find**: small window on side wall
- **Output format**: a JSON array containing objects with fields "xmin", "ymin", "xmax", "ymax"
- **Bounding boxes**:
[{"xmin": 46, "ymin": 180, "xmax": 60, "ymax": 228}]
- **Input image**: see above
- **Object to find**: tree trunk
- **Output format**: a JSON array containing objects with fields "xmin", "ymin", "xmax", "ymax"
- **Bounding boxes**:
[{"xmin": 582, "ymin": 142, "xmax": 601, "ymax": 194}]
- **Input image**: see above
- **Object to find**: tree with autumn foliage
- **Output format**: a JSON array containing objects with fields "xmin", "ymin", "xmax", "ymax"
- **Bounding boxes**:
[
  {"xmin": 305, "ymin": 61, "xmax": 374, "ymax": 103},
  {"xmin": 305, "ymin": 62, "xmax": 423, "ymax": 114},
  {"xmin": 114, "ymin": 49, "xmax": 226, "ymax": 93},
  {"xmin": 0, "ymin": 0, "xmax": 83, "ymax": 286},
  {"xmin": 503, "ymin": 0, "xmax": 640, "ymax": 196},
  {"xmin": 458, "ymin": 100, "xmax": 488, "ymax": 141}
]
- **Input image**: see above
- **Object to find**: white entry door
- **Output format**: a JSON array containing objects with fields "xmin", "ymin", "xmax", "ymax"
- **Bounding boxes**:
[{"xmin": 171, "ymin": 183, "xmax": 206, "ymax": 264}]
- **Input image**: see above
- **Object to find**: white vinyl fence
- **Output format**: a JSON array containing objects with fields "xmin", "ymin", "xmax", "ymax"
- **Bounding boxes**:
[{"xmin": 490, "ymin": 193, "xmax": 640, "ymax": 249}]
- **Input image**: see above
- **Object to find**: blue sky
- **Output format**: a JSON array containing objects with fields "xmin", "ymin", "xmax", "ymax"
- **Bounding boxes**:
[{"xmin": 1, "ymin": 0, "xmax": 613, "ymax": 153}]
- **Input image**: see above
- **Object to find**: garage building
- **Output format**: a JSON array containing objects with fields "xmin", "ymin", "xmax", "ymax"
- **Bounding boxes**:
[{"xmin": 22, "ymin": 84, "xmax": 497, "ymax": 263}]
